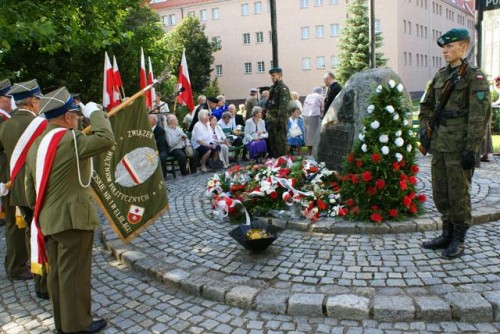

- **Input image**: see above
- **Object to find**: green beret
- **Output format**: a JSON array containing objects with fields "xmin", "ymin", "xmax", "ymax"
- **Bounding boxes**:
[
  {"xmin": 437, "ymin": 28, "xmax": 469, "ymax": 47},
  {"xmin": 269, "ymin": 67, "xmax": 282, "ymax": 74}
]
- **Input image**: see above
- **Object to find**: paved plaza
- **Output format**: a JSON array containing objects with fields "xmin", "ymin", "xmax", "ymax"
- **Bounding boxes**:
[{"xmin": 1, "ymin": 155, "xmax": 500, "ymax": 333}]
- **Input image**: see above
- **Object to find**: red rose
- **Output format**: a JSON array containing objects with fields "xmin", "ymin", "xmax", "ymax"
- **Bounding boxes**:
[
  {"xmin": 388, "ymin": 208, "xmax": 398, "ymax": 217},
  {"xmin": 367, "ymin": 186, "xmax": 377, "ymax": 196},
  {"xmin": 346, "ymin": 174, "xmax": 352, "ymax": 180},
  {"xmin": 370, "ymin": 213, "xmax": 383, "ymax": 222},
  {"xmin": 352, "ymin": 207, "xmax": 360, "ymax": 215},
  {"xmin": 411, "ymin": 165, "xmax": 420, "ymax": 174},
  {"xmin": 371, "ymin": 205, "xmax": 379, "ymax": 211},
  {"xmin": 392, "ymin": 162, "xmax": 400, "ymax": 170},
  {"xmin": 356, "ymin": 159, "xmax": 363, "ymax": 168},
  {"xmin": 409, "ymin": 176, "xmax": 417, "ymax": 185},
  {"xmin": 351, "ymin": 174, "xmax": 360, "ymax": 184},
  {"xmin": 417, "ymin": 194, "xmax": 427, "ymax": 202},
  {"xmin": 347, "ymin": 153, "xmax": 354, "ymax": 163},
  {"xmin": 270, "ymin": 191, "xmax": 278, "ymax": 199},
  {"xmin": 402, "ymin": 195, "xmax": 412, "ymax": 207},
  {"xmin": 408, "ymin": 191, "xmax": 415, "ymax": 199},
  {"xmin": 338, "ymin": 207, "xmax": 348, "ymax": 216},
  {"xmin": 346, "ymin": 198, "xmax": 355, "ymax": 206},
  {"xmin": 317, "ymin": 199, "xmax": 328, "ymax": 210},
  {"xmin": 399, "ymin": 160, "xmax": 406, "ymax": 167},
  {"xmin": 375, "ymin": 179, "xmax": 385, "ymax": 189},
  {"xmin": 278, "ymin": 168, "xmax": 291, "ymax": 177},
  {"xmin": 400, "ymin": 174, "xmax": 408, "ymax": 181},
  {"xmin": 371, "ymin": 153, "xmax": 381, "ymax": 163},
  {"xmin": 310, "ymin": 166, "xmax": 319, "ymax": 173},
  {"xmin": 399, "ymin": 180, "xmax": 408, "ymax": 190},
  {"xmin": 361, "ymin": 171, "xmax": 372, "ymax": 182},
  {"xmin": 409, "ymin": 204, "xmax": 418, "ymax": 213}
]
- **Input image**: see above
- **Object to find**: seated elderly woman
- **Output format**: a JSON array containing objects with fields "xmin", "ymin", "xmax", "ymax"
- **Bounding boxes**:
[
  {"xmin": 165, "ymin": 114, "xmax": 198, "ymax": 175},
  {"xmin": 243, "ymin": 106, "xmax": 268, "ymax": 162},
  {"xmin": 192, "ymin": 109, "xmax": 222, "ymax": 172},
  {"xmin": 287, "ymin": 106, "xmax": 305, "ymax": 156},
  {"xmin": 209, "ymin": 115, "xmax": 230, "ymax": 168}
]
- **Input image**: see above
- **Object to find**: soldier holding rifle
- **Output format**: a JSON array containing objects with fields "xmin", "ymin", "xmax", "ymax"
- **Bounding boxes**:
[{"xmin": 419, "ymin": 28, "xmax": 491, "ymax": 259}]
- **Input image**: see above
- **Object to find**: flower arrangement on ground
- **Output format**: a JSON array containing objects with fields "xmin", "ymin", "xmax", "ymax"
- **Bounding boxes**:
[
  {"xmin": 338, "ymin": 79, "xmax": 426, "ymax": 222},
  {"xmin": 206, "ymin": 156, "xmax": 346, "ymax": 223}
]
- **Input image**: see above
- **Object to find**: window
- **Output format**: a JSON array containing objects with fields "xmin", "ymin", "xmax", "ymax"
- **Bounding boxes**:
[
  {"xmin": 315, "ymin": 0, "xmax": 324, "ymax": 6},
  {"xmin": 212, "ymin": 8, "xmax": 220, "ymax": 20},
  {"xmin": 301, "ymin": 26, "xmax": 310, "ymax": 39},
  {"xmin": 244, "ymin": 62, "xmax": 252, "ymax": 74},
  {"xmin": 409, "ymin": 52, "xmax": 412, "ymax": 65},
  {"xmin": 243, "ymin": 33, "xmax": 251, "ymax": 44},
  {"xmin": 330, "ymin": 24, "xmax": 340, "ymax": 37},
  {"xmin": 241, "ymin": 3, "xmax": 249, "ymax": 15},
  {"xmin": 162, "ymin": 15, "xmax": 176, "ymax": 26},
  {"xmin": 162, "ymin": 16, "xmax": 168, "ymax": 25},
  {"xmin": 300, "ymin": 0, "xmax": 309, "ymax": 9},
  {"xmin": 331, "ymin": 55, "xmax": 339, "ymax": 68},
  {"xmin": 316, "ymin": 25, "xmax": 324, "ymax": 38},
  {"xmin": 302, "ymin": 57, "xmax": 311, "ymax": 70},
  {"xmin": 329, "ymin": 0, "xmax": 339, "ymax": 4},
  {"xmin": 375, "ymin": 19, "xmax": 381, "ymax": 33},
  {"xmin": 256, "ymin": 31, "xmax": 264, "ymax": 43},
  {"xmin": 408, "ymin": 21, "xmax": 412, "ymax": 34},
  {"xmin": 255, "ymin": 1, "xmax": 262, "ymax": 14},
  {"xmin": 316, "ymin": 56, "xmax": 326, "ymax": 69},
  {"xmin": 403, "ymin": 20, "xmax": 407, "ymax": 33},
  {"xmin": 200, "ymin": 9, "xmax": 207, "ymax": 21},
  {"xmin": 212, "ymin": 36, "xmax": 222, "ymax": 49},
  {"xmin": 257, "ymin": 61, "xmax": 265, "ymax": 73},
  {"xmin": 215, "ymin": 65, "xmax": 222, "ymax": 76}
]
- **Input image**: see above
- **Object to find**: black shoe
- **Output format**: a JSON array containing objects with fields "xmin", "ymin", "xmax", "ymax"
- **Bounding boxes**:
[
  {"xmin": 441, "ymin": 226, "xmax": 468, "ymax": 260},
  {"xmin": 9, "ymin": 269, "xmax": 33, "ymax": 280},
  {"xmin": 76, "ymin": 319, "xmax": 107, "ymax": 334},
  {"xmin": 36, "ymin": 291, "xmax": 50, "ymax": 300},
  {"xmin": 422, "ymin": 222, "xmax": 453, "ymax": 250}
]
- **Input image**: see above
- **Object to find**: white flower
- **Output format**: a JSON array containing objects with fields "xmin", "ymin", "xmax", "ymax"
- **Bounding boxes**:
[
  {"xmin": 408, "ymin": 130, "xmax": 414, "ymax": 136},
  {"xmin": 376, "ymin": 85, "xmax": 382, "ymax": 93},
  {"xmin": 381, "ymin": 146, "xmax": 390, "ymax": 155},
  {"xmin": 359, "ymin": 133, "xmax": 365, "ymax": 141},
  {"xmin": 379, "ymin": 134, "xmax": 389, "ymax": 143},
  {"xmin": 395, "ymin": 152, "xmax": 403, "ymax": 162},
  {"xmin": 407, "ymin": 144, "xmax": 412, "ymax": 152},
  {"xmin": 395, "ymin": 130, "xmax": 402, "ymax": 137},
  {"xmin": 393, "ymin": 113, "xmax": 400, "ymax": 121},
  {"xmin": 371, "ymin": 120, "xmax": 380, "ymax": 129},
  {"xmin": 367, "ymin": 105, "xmax": 375, "ymax": 114},
  {"xmin": 394, "ymin": 137, "xmax": 404, "ymax": 147},
  {"xmin": 385, "ymin": 105, "xmax": 395, "ymax": 114},
  {"xmin": 361, "ymin": 143, "xmax": 368, "ymax": 152},
  {"xmin": 403, "ymin": 119, "xmax": 409, "ymax": 126},
  {"xmin": 388, "ymin": 80, "xmax": 396, "ymax": 88},
  {"xmin": 397, "ymin": 83, "xmax": 404, "ymax": 92}
]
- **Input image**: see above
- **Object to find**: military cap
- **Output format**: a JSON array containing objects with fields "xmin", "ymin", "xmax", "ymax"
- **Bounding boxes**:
[
  {"xmin": 7, "ymin": 79, "xmax": 42, "ymax": 100},
  {"xmin": 269, "ymin": 67, "xmax": 282, "ymax": 74},
  {"xmin": 207, "ymin": 96, "xmax": 219, "ymax": 103},
  {"xmin": 437, "ymin": 28, "xmax": 469, "ymax": 47},
  {"xmin": 0, "ymin": 79, "xmax": 12, "ymax": 96},
  {"xmin": 39, "ymin": 87, "xmax": 77, "ymax": 119},
  {"xmin": 250, "ymin": 88, "xmax": 258, "ymax": 93}
]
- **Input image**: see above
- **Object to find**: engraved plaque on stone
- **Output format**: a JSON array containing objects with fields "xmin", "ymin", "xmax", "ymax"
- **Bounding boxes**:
[{"xmin": 317, "ymin": 123, "xmax": 354, "ymax": 172}]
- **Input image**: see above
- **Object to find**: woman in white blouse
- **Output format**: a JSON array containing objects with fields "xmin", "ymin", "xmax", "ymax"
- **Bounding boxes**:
[
  {"xmin": 210, "ymin": 115, "xmax": 230, "ymax": 168},
  {"xmin": 243, "ymin": 106, "xmax": 268, "ymax": 162},
  {"xmin": 191, "ymin": 109, "xmax": 221, "ymax": 172}
]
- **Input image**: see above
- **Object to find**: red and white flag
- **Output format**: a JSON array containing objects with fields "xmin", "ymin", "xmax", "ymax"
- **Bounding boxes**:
[
  {"xmin": 177, "ymin": 48, "xmax": 195, "ymax": 111},
  {"xmin": 140, "ymin": 47, "xmax": 152, "ymax": 109},
  {"xmin": 113, "ymin": 55, "xmax": 123, "ymax": 101},
  {"xmin": 148, "ymin": 56, "xmax": 156, "ymax": 109},
  {"xmin": 103, "ymin": 52, "xmax": 119, "ymax": 110}
]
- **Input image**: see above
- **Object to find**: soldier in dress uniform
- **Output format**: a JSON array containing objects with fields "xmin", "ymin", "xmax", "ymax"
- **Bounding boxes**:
[
  {"xmin": 0, "ymin": 79, "xmax": 31, "ymax": 280},
  {"xmin": 0, "ymin": 79, "xmax": 48, "ymax": 296},
  {"xmin": 419, "ymin": 28, "xmax": 491, "ymax": 259},
  {"xmin": 25, "ymin": 87, "xmax": 114, "ymax": 334},
  {"xmin": 265, "ymin": 67, "xmax": 290, "ymax": 158}
]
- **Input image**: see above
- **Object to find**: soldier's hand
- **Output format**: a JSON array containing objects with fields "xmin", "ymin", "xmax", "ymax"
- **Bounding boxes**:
[
  {"xmin": 81, "ymin": 102, "xmax": 100, "ymax": 118},
  {"xmin": 419, "ymin": 128, "xmax": 430, "ymax": 149},
  {"xmin": 0, "ymin": 182, "xmax": 9, "ymax": 197},
  {"xmin": 461, "ymin": 150, "xmax": 475, "ymax": 170}
]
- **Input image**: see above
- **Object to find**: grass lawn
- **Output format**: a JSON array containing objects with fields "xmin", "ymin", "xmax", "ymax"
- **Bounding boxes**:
[{"xmin": 493, "ymin": 135, "xmax": 500, "ymax": 153}]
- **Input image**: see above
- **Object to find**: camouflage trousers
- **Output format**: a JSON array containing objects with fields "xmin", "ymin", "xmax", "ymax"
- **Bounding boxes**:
[
  {"xmin": 266, "ymin": 119, "xmax": 288, "ymax": 158},
  {"xmin": 431, "ymin": 150, "xmax": 473, "ymax": 228}
]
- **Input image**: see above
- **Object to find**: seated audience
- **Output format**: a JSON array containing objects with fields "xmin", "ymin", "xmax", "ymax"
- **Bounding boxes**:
[
  {"xmin": 149, "ymin": 115, "xmax": 168, "ymax": 179},
  {"xmin": 243, "ymin": 106, "xmax": 268, "ymax": 162},
  {"xmin": 165, "ymin": 114, "xmax": 198, "ymax": 175},
  {"xmin": 192, "ymin": 109, "xmax": 221, "ymax": 172},
  {"xmin": 287, "ymin": 107, "xmax": 305, "ymax": 156}
]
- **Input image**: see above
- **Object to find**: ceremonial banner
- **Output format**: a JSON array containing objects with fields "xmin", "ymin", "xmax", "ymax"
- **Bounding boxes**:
[{"xmin": 91, "ymin": 96, "xmax": 169, "ymax": 243}]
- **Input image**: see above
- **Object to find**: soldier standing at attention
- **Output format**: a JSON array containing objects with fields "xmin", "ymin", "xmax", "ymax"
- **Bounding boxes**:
[
  {"xmin": 265, "ymin": 67, "xmax": 290, "ymax": 158},
  {"xmin": 25, "ymin": 87, "xmax": 114, "ymax": 334},
  {"xmin": 419, "ymin": 28, "xmax": 491, "ymax": 259}
]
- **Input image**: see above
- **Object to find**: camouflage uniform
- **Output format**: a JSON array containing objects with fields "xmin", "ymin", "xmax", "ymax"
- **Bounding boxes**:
[
  {"xmin": 266, "ymin": 79, "xmax": 290, "ymax": 158},
  {"xmin": 420, "ymin": 62, "xmax": 491, "ymax": 256}
]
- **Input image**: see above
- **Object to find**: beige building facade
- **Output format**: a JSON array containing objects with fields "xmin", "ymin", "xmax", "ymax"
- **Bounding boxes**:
[{"xmin": 150, "ymin": 0, "xmax": 476, "ymax": 99}]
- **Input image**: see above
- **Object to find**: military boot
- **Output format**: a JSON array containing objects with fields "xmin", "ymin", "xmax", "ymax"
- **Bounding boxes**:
[
  {"xmin": 441, "ymin": 226, "xmax": 468, "ymax": 259},
  {"xmin": 422, "ymin": 221, "xmax": 453, "ymax": 250}
]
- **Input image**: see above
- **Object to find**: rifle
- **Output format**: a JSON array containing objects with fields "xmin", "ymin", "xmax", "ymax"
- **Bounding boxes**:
[{"xmin": 419, "ymin": 60, "xmax": 469, "ymax": 155}]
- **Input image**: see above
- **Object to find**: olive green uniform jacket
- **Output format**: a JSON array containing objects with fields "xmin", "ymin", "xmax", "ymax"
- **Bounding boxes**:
[{"xmin": 266, "ymin": 79, "xmax": 290, "ymax": 157}]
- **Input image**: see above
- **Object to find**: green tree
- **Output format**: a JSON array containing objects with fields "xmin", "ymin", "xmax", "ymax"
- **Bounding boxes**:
[
  {"xmin": 0, "ymin": 0, "xmax": 170, "ymax": 102},
  {"xmin": 336, "ymin": 0, "xmax": 387, "ymax": 84},
  {"xmin": 165, "ymin": 16, "xmax": 220, "ymax": 95}
]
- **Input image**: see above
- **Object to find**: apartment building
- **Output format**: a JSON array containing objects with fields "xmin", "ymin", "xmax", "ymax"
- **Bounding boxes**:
[{"xmin": 150, "ymin": 0, "xmax": 476, "ymax": 99}]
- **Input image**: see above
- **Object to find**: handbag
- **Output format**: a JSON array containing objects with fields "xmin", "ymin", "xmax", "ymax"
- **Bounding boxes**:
[
  {"xmin": 289, "ymin": 126, "xmax": 303, "ymax": 138},
  {"xmin": 184, "ymin": 144, "xmax": 195, "ymax": 158}
]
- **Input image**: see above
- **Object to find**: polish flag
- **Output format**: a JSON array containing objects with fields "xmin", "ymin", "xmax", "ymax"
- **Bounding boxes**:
[
  {"xmin": 177, "ymin": 49, "xmax": 195, "ymax": 111},
  {"xmin": 148, "ymin": 57, "xmax": 156, "ymax": 109},
  {"xmin": 103, "ymin": 52, "xmax": 118, "ymax": 110},
  {"xmin": 140, "ymin": 47, "xmax": 152, "ymax": 109},
  {"xmin": 113, "ymin": 55, "xmax": 123, "ymax": 101}
]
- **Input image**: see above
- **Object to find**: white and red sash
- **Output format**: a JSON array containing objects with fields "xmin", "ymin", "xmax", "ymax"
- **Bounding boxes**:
[
  {"xmin": 10, "ymin": 117, "xmax": 48, "ymax": 182},
  {"xmin": 30, "ymin": 128, "xmax": 67, "ymax": 275},
  {"xmin": 0, "ymin": 108, "xmax": 11, "ymax": 121}
]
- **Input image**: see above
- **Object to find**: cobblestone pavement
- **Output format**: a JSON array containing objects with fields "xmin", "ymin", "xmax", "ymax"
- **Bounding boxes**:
[{"xmin": 2, "ymin": 155, "xmax": 500, "ymax": 333}]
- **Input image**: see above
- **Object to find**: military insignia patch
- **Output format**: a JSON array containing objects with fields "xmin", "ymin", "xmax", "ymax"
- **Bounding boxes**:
[
  {"xmin": 476, "ymin": 75, "xmax": 484, "ymax": 80},
  {"xmin": 476, "ymin": 91, "xmax": 485, "ymax": 101}
]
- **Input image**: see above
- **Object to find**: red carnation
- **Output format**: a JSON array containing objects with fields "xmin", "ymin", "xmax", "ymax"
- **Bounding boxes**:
[
  {"xmin": 361, "ymin": 171, "xmax": 372, "ymax": 182},
  {"xmin": 371, "ymin": 205, "xmax": 379, "ymax": 211},
  {"xmin": 411, "ymin": 165, "xmax": 420, "ymax": 174},
  {"xmin": 346, "ymin": 198, "xmax": 355, "ymax": 206},
  {"xmin": 270, "ymin": 191, "xmax": 278, "ymax": 199},
  {"xmin": 409, "ymin": 204, "xmax": 418, "ymax": 213},
  {"xmin": 417, "ymin": 194, "xmax": 427, "ymax": 202},
  {"xmin": 356, "ymin": 159, "xmax": 363, "ymax": 168},
  {"xmin": 409, "ymin": 176, "xmax": 417, "ymax": 185},
  {"xmin": 375, "ymin": 179, "xmax": 385, "ymax": 189},
  {"xmin": 317, "ymin": 199, "xmax": 328, "ymax": 210},
  {"xmin": 400, "ymin": 173, "xmax": 408, "ymax": 181},
  {"xmin": 367, "ymin": 186, "xmax": 377, "ymax": 196},
  {"xmin": 352, "ymin": 207, "xmax": 360, "ymax": 215},
  {"xmin": 399, "ymin": 180, "xmax": 408, "ymax": 190},
  {"xmin": 338, "ymin": 207, "xmax": 348, "ymax": 216},
  {"xmin": 351, "ymin": 174, "xmax": 360, "ymax": 184},
  {"xmin": 408, "ymin": 191, "xmax": 415, "ymax": 199},
  {"xmin": 310, "ymin": 166, "xmax": 319, "ymax": 173},
  {"xmin": 347, "ymin": 153, "xmax": 354, "ymax": 163},
  {"xmin": 399, "ymin": 160, "xmax": 406, "ymax": 167},
  {"xmin": 278, "ymin": 168, "xmax": 291, "ymax": 177},
  {"xmin": 371, "ymin": 153, "xmax": 381, "ymax": 163},
  {"xmin": 388, "ymin": 208, "xmax": 398, "ymax": 217},
  {"xmin": 392, "ymin": 162, "xmax": 400, "ymax": 170},
  {"xmin": 370, "ymin": 213, "xmax": 383, "ymax": 222},
  {"xmin": 402, "ymin": 195, "xmax": 412, "ymax": 207}
]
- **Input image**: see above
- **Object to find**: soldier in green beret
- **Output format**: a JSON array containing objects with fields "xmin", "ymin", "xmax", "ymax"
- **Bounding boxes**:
[
  {"xmin": 419, "ymin": 28, "xmax": 491, "ymax": 259},
  {"xmin": 265, "ymin": 67, "xmax": 290, "ymax": 158}
]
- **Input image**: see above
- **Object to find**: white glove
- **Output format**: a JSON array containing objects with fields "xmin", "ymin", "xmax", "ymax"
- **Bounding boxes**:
[
  {"xmin": 81, "ymin": 102, "xmax": 100, "ymax": 118},
  {"xmin": 0, "ymin": 182, "xmax": 9, "ymax": 197}
]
